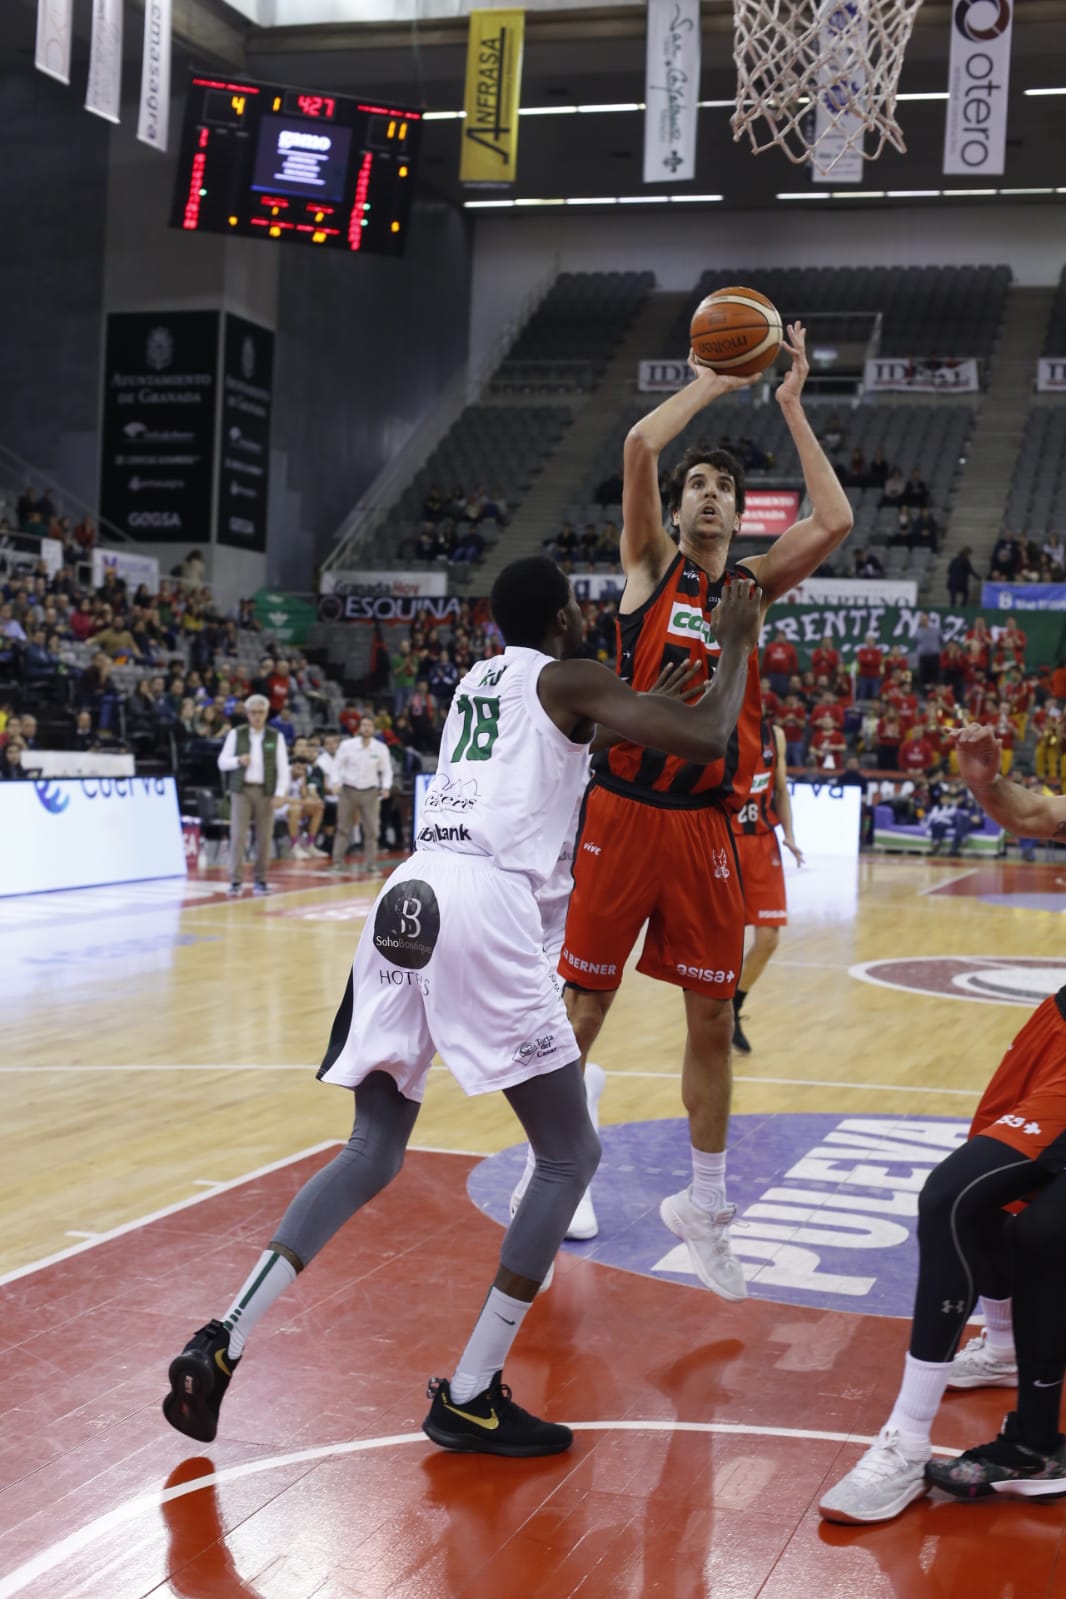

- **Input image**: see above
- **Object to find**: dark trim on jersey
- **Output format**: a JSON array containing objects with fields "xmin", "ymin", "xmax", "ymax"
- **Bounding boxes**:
[
  {"xmin": 615, "ymin": 551, "xmax": 687, "ymax": 684},
  {"xmin": 1056, "ymin": 985, "xmax": 1066, "ymax": 1023},
  {"xmin": 593, "ymin": 772, "xmax": 723, "ymax": 811},
  {"xmin": 317, "ymin": 970, "xmax": 355, "ymax": 1080}
]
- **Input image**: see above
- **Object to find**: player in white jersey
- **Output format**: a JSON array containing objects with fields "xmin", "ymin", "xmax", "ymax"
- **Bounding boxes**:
[{"xmin": 163, "ymin": 557, "xmax": 761, "ymax": 1459}]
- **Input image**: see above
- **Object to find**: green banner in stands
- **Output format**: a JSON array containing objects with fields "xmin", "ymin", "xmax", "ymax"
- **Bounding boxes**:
[
  {"xmin": 765, "ymin": 604, "xmax": 1065, "ymax": 673},
  {"xmin": 252, "ymin": 589, "xmax": 316, "ymax": 646}
]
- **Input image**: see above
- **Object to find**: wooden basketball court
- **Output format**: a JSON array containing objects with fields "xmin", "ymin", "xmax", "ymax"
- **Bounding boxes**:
[{"xmin": 3, "ymin": 850, "xmax": 1066, "ymax": 1598}]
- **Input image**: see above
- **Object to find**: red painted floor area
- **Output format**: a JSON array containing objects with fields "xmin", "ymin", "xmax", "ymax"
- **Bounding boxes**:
[{"xmin": 2, "ymin": 1150, "xmax": 1065, "ymax": 1599}]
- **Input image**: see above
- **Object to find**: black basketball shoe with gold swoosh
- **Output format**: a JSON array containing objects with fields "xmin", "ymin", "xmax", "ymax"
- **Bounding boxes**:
[
  {"xmin": 163, "ymin": 1320, "xmax": 241, "ymax": 1443},
  {"xmin": 422, "ymin": 1371, "xmax": 573, "ymax": 1457}
]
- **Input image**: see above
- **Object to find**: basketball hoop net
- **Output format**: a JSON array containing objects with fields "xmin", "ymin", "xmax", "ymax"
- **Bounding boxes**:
[{"xmin": 731, "ymin": 0, "xmax": 923, "ymax": 171}]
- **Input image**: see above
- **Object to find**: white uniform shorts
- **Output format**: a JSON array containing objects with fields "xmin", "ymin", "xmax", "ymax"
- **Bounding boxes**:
[{"xmin": 317, "ymin": 851, "xmax": 578, "ymax": 1101}]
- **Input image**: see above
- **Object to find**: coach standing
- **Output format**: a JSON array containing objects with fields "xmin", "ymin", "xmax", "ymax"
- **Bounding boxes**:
[
  {"xmin": 332, "ymin": 715, "xmax": 393, "ymax": 877},
  {"xmin": 218, "ymin": 693, "xmax": 290, "ymax": 897}
]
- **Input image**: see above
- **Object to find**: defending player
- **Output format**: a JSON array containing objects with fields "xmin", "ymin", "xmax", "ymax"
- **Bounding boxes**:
[
  {"xmin": 820, "ymin": 720, "xmax": 1066, "ymax": 1522},
  {"xmin": 730, "ymin": 717, "xmax": 804, "ymax": 1054},
  {"xmin": 162, "ymin": 558, "xmax": 762, "ymax": 1459},
  {"xmin": 559, "ymin": 326, "xmax": 853, "ymax": 1298}
]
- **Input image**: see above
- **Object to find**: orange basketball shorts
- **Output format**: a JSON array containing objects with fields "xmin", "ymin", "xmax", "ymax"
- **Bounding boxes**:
[
  {"xmin": 558, "ymin": 783, "xmax": 745, "ymax": 998},
  {"xmin": 970, "ymin": 993, "xmax": 1066, "ymax": 1164},
  {"xmin": 733, "ymin": 829, "xmax": 788, "ymax": 928}
]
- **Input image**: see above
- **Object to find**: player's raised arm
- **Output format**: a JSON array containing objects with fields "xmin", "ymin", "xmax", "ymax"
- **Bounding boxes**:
[
  {"xmin": 621, "ymin": 356, "xmax": 757, "ymax": 577},
  {"xmin": 740, "ymin": 324, "xmax": 853, "ymax": 607},
  {"xmin": 956, "ymin": 723, "xmax": 1066, "ymax": 838},
  {"xmin": 541, "ymin": 578, "xmax": 761, "ymax": 762}
]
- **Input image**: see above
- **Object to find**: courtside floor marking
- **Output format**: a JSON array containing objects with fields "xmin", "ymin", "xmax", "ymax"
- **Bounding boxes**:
[
  {"xmin": 0, "ymin": 1141, "xmax": 340, "ymax": 1287},
  {"xmin": 0, "ymin": 1141, "xmax": 477, "ymax": 1285},
  {"xmin": 0, "ymin": 1422, "xmax": 959, "ymax": 1599},
  {"xmin": 918, "ymin": 868, "xmax": 978, "ymax": 895}
]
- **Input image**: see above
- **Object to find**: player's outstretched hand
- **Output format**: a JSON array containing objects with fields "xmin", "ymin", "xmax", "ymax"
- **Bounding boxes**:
[
  {"xmin": 783, "ymin": 835, "xmax": 805, "ymax": 867},
  {"xmin": 774, "ymin": 322, "xmax": 809, "ymax": 408},
  {"xmin": 954, "ymin": 721, "xmax": 1002, "ymax": 790},
  {"xmin": 649, "ymin": 657, "xmax": 704, "ymax": 703},
  {"xmin": 711, "ymin": 576, "xmax": 762, "ymax": 654},
  {"xmin": 687, "ymin": 349, "xmax": 761, "ymax": 395}
]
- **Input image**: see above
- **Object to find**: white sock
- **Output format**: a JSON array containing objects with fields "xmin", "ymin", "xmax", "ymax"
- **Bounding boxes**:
[
  {"xmin": 979, "ymin": 1295, "xmax": 1016, "ymax": 1357},
  {"xmin": 886, "ymin": 1353, "xmax": 952, "ymax": 1448},
  {"xmin": 221, "ymin": 1249, "xmax": 297, "ymax": 1358},
  {"xmin": 690, "ymin": 1147, "xmax": 727, "ymax": 1215},
  {"xmin": 585, "ymin": 1062, "xmax": 606, "ymax": 1131},
  {"xmin": 450, "ymin": 1288, "xmax": 532, "ymax": 1402}
]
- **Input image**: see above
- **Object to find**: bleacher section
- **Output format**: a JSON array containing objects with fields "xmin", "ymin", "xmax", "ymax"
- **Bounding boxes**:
[
  {"xmin": 664, "ymin": 266, "xmax": 1011, "ymax": 364},
  {"xmin": 1043, "ymin": 265, "xmax": 1066, "ymax": 355},
  {"xmin": 1003, "ymin": 407, "xmax": 1066, "ymax": 537},
  {"xmin": 558, "ymin": 397, "xmax": 973, "ymax": 579},
  {"xmin": 491, "ymin": 271, "xmax": 655, "ymax": 393},
  {"xmin": 381, "ymin": 404, "xmax": 571, "ymax": 567}
]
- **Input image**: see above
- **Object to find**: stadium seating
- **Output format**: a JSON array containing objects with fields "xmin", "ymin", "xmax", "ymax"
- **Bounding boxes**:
[
  {"xmin": 1042, "ymin": 265, "xmax": 1066, "ymax": 355},
  {"xmin": 1002, "ymin": 406, "xmax": 1066, "ymax": 536},
  {"xmin": 491, "ymin": 271, "xmax": 655, "ymax": 392}
]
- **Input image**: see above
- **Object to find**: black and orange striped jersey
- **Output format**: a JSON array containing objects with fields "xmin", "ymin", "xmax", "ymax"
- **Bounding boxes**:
[
  {"xmin": 732, "ymin": 717, "xmax": 781, "ymax": 837},
  {"xmin": 597, "ymin": 550, "xmax": 762, "ymax": 811}
]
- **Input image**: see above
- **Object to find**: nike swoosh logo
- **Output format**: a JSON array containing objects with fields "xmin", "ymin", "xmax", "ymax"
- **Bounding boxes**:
[
  {"xmin": 443, "ymin": 1398, "xmax": 500, "ymax": 1430},
  {"xmin": 215, "ymin": 1348, "xmax": 233, "ymax": 1377},
  {"xmin": 1033, "ymin": 1379, "xmax": 1062, "ymax": 1388},
  {"xmin": 495, "ymin": 1314, "xmax": 516, "ymax": 1325}
]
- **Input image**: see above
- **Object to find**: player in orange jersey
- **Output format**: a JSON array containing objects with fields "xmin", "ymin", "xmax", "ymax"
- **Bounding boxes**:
[
  {"xmin": 730, "ymin": 718, "xmax": 803, "ymax": 1055},
  {"xmin": 559, "ymin": 326, "xmax": 853, "ymax": 1297},
  {"xmin": 821, "ymin": 720, "xmax": 1066, "ymax": 1523}
]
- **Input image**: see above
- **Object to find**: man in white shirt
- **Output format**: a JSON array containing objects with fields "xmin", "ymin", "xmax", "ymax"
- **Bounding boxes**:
[
  {"xmin": 331, "ymin": 716, "xmax": 393, "ymax": 876},
  {"xmin": 217, "ymin": 694, "xmax": 291, "ymax": 896}
]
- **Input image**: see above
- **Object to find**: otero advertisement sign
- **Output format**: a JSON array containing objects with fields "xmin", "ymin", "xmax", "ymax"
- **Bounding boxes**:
[
  {"xmin": 99, "ymin": 310, "xmax": 219, "ymax": 543},
  {"xmin": 943, "ymin": 0, "xmax": 1014, "ymax": 176}
]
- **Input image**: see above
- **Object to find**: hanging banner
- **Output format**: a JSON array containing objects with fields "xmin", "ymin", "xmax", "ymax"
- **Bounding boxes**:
[
  {"xmin": 460, "ymin": 9, "xmax": 525, "ymax": 187},
  {"xmin": 35, "ymin": 0, "xmax": 73, "ymax": 85},
  {"xmin": 85, "ymin": 0, "xmax": 123, "ymax": 124},
  {"xmin": 1037, "ymin": 358, "xmax": 1066, "ymax": 393},
  {"xmin": 99, "ymin": 310, "xmax": 220, "ymax": 543},
  {"xmin": 643, "ymin": 0, "xmax": 700, "ymax": 183},
  {"xmin": 217, "ymin": 314, "xmax": 274, "ymax": 553},
  {"xmin": 981, "ymin": 583, "xmax": 1066, "ymax": 612},
  {"xmin": 811, "ymin": 2, "xmax": 868, "ymax": 183},
  {"xmin": 863, "ymin": 356, "xmax": 981, "ymax": 393},
  {"xmin": 943, "ymin": 0, "xmax": 1013, "ymax": 176},
  {"xmin": 137, "ymin": 0, "xmax": 171, "ymax": 153}
]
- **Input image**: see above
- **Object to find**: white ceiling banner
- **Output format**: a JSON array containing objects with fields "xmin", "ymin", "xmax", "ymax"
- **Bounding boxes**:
[
  {"xmin": 943, "ymin": 0, "xmax": 1014, "ymax": 176},
  {"xmin": 85, "ymin": 0, "xmax": 123, "ymax": 125},
  {"xmin": 35, "ymin": 0, "xmax": 73, "ymax": 85},
  {"xmin": 643, "ymin": 0, "xmax": 700, "ymax": 184},
  {"xmin": 811, "ymin": 3, "xmax": 868, "ymax": 183},
  {"xmin": 137, "ymin": 0, "xmax": 172, "ymax": 152}
]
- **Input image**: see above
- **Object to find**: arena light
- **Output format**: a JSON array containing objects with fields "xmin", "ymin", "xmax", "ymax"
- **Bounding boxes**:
[
  {"xmin": 463, "ymin": 198, "xmax": 515, "ymax": 208},
  {"xmin": 885, "ymin": 189, "xmax": 940, "ymax": 197},
  {"xmin": 831, "ymin": 190, "xmax": 886, "ymax": 198},
  {"xmin": 943, "ymin": 188, "xmax": 998, "ymax": 196},
  {"xmin": 422, "ymin": 109, "xmax": 464, "ymax": 119},
  {"xmin": 618, "ymin": 195, "xmax": 670, "ymax": 203},
  {"xmin": 564, "ymin": 196, "xmax": 618, "ymax": 205},
  {"xmin": 669, "ymin": 194, "xmax": 724, "ymax": 202},
  {"xmin": 777, "ymin": 192, "xmax": 823, "ymax": 199},
  {"xmin": 520, "ymin": 105, "xmax": 576, "ymax": 115},
  {"xmin": 1025, "ymin": 87, "xmax": 1066, "ymax": 95},
  {"xmin": 1000, "ymin": 186, "xmax": 1055, "ymax": 194},
  {"xmin": 576, "ymin": 102, "xmax": 644, "ymax": 113},
  {"xmin": 896, "ymin": 91, "xmax": 949, "ymax": 101},
  {"xmin": 513, "ymin": 196, "xmax": 566, "ymax": 205}
]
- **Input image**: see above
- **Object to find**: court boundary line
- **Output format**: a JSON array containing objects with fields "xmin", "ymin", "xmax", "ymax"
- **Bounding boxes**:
[
  {"xmin": 0, "ymin": 1420, "xmax": 959, "ymax": 1599},
  {"xmin": 0, "ymin": 1140, "xmax": 477, "ymax": 1287}
]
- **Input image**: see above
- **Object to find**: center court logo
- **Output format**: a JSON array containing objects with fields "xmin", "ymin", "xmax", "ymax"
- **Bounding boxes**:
[{"xmin": 851, "ymin": 954, "xmax": 1066, "ymax": 1006}]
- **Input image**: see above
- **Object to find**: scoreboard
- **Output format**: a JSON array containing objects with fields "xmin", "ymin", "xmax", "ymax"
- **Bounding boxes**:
[{"xmin": 170, "ymin": 76, "xmax": 421, "ymax": 257}]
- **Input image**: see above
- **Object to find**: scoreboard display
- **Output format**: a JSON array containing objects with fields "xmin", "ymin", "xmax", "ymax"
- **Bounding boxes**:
[{"xmin": 171, "ymin": 76, "xmax": 421, "ymax": 257}]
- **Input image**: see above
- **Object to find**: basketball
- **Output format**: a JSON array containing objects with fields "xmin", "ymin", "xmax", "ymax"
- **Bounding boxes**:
[{"xmin": 689, "ymin": 285, "xmax": 784, "ymax": 377}]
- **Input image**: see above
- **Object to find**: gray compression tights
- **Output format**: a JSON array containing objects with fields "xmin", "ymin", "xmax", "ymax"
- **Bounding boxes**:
[{"xmin": 271, "ymin": 1062, "xmax": 600, "ymax": 1284}]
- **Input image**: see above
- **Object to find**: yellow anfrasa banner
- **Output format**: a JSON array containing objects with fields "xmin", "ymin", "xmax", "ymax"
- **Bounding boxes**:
[{"xmin": 460, "ymin": 8, "xmax": 524, "ymax": 186}]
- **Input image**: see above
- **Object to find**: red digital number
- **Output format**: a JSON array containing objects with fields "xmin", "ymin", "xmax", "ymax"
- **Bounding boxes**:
[{"xmin": 297, "ymin": 95, "xmax": 335, "ymax": 119}]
